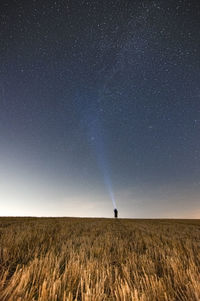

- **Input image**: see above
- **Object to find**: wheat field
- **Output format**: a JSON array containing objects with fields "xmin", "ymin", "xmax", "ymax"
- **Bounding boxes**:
[{"xmin": 0, "ymin": 217, "xmax": 199, "ymax": 300}]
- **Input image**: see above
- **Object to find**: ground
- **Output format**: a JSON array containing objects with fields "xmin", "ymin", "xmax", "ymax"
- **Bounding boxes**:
[{"xmin": 0, "ymin": 217, "xmax": 199, "ymax": 300}]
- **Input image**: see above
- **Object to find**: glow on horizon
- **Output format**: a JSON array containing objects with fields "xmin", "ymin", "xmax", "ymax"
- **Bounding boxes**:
[
  {"xmin": 1, "ymin": 181, "xmax": 200, "ymax": 218},
  {"xmin": 1, "ymin": 149, "xmax": 200, "ymax": 218}
]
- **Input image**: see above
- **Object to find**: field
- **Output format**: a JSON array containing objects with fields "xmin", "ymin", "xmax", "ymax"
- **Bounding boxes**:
[{"xmin": 0, "ymin": 217, "xmax": 199, "ymax": 300}]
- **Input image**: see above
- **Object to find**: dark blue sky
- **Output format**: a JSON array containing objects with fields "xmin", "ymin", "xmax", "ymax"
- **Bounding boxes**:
[{"xmin": 0, "ymin": 0, "xmax": 200, "ymax": 217}]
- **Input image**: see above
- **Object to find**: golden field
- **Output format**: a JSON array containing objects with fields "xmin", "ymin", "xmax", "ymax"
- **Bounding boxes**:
[{"xmin": 0, "ymin": 217, "xmax": 199, "ymax": 301}]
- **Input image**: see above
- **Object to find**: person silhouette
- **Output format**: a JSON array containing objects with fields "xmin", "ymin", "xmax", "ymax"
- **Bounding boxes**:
[{"xmin": 114, "ymin": 208, "xmax": 118, "ymax": 218}]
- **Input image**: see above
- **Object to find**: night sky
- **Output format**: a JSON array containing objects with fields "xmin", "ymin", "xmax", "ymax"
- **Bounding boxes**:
[{"xmin": 0, "ymin": 0, "xmax": 200, "ymax": 217}]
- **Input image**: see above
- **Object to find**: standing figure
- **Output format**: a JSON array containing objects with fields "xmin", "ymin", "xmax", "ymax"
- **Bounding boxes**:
[{"xmin": 114, "ymin": 208, "xmax": 118, "ymax": 218}]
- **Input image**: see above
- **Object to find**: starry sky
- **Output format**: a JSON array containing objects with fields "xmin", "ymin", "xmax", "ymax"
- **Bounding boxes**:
[{"xmin": 0, "ymin": 0, "xmax": 200, "ymax": 218}]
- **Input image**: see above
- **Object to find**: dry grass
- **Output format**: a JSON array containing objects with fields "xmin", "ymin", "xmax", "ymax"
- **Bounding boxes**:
[{"xmin": 0, "ymin": 217, "xmax": 199, "ymax": 300}]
